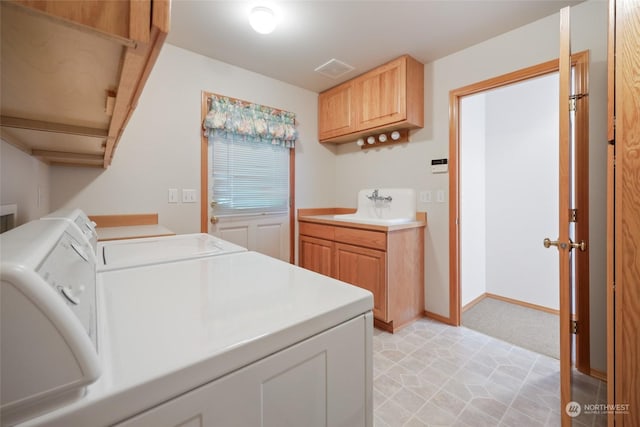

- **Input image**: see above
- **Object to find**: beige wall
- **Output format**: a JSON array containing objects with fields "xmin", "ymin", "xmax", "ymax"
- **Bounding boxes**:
[
  {"xmin": 0, "ymin": 140, "xmax": 50, "ymax": 225},
  {"xmin": 334, "ymin": 0, "xmax": 608, "ymax": 371},
  {"xmin": 50, "ymin": 44, "xmax": 336, "ymax": 235}
]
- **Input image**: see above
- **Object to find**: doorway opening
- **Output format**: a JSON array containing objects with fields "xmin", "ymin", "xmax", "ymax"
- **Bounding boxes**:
[
  {"xmin": 448, "ymin": 52, "xmax": 591, "ymax": 373},
  {"xmin": 458, "ymin": 71, "xmax": 560, "ymax": 359}
]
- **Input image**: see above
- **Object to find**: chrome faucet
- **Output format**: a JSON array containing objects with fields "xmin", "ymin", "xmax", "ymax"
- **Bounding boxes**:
[{"xmin": 367, "ymin": 189, "xmax": 392, "ymax": 202}]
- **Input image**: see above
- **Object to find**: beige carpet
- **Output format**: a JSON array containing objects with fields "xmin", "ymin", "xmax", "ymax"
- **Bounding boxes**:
[{"xmin": 462, "ymin": 297, "xmax": 559, "ymax": 359}]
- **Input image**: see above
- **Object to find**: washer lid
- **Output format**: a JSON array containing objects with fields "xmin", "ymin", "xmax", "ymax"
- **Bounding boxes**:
[{"xmin": 99, "ymin": 233, "xmax": 246, "ymax": 270}]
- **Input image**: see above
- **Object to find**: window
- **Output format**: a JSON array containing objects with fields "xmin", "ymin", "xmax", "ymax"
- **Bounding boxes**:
[
  {"xmin": 202, "ymin": 93, "xmax": 296, "ymax": 220},
  {"xmin": 209, "ymin": 134, "xmax": 289, "ymax": 216}
]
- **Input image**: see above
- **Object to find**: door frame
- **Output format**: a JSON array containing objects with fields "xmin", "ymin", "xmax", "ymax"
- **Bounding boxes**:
[
  {"xmin": 199, "ymin": 91, "xmax": 296, "ymax": 263},
  {"xmin": 448, "ymin": 52, "xmax": 590, "ymax": 371}
]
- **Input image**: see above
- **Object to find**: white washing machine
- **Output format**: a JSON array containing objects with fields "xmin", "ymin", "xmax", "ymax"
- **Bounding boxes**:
[
  {"xmin": 42, "ymin": 208, "xmax": 247, "ymax": 270},
  {"xmin": 0, "ymin": 219, "xmax": 101, "ymax": 425},
  {"xmin": 41, "ymin": 208, "xmax": 98, "ymax": 255},
  {"xmin": 97, "ymin": 233, "xmax": 246, "ymax": 271},
  {"xmin": 1, "ymin": 219, "xmax": 374, "ymax": 427}
]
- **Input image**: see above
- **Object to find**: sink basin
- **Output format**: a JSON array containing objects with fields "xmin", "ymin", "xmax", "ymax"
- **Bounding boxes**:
[{"xmin": 334, "ymin": 188, "xmax": 417, "ymax": 225}]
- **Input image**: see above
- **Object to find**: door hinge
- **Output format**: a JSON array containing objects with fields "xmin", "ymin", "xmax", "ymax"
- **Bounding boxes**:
[
  {"xmin": 569, "ymin": 93, "xmax": 588, "ymax": 111},
  {"xmin": 570, "ymin": 209, "xmax": 578, "ymax": 223},
  {"xmin": 571, "ymin": 320, "xmax": 578, "ymax": 334}
]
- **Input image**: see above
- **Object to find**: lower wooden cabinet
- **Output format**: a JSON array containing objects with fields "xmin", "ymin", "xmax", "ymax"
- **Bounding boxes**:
[
  {"xmin": 334, "ymin": 243, "xmax": 387, "ymax": 321},
  {"xmin": 299, "ymin": 219, "xmax": 425, "ymax": 332},
  {"xmin": 299, "ymin": 235, "xmax": 333, "ymax": 277}
]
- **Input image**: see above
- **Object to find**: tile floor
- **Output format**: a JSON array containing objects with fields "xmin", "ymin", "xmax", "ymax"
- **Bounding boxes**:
[{"xmin": 373, "ymin": 318, "xmax": 606, "ymax": 427}]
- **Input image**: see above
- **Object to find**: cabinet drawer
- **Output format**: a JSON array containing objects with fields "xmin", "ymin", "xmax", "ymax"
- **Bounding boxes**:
[
  {"xmin": 299, "ymin": 222, "xmax": 335, "ymax": 240},
  {"xmin": 334, "ymin": 227, "xmax": 386, "ymax": 251}
]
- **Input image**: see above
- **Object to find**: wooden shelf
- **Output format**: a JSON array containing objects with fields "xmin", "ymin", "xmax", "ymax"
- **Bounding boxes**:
[{"xmin": 0, "ymin": 0, "xmax": 169, "ymax": 168}]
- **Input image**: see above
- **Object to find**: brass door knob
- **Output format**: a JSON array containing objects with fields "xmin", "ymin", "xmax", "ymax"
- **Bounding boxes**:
[
  {"xmin": 544, "ymin": 238, "xmax": 585, "ymax": 251},
  {"xmin": 210, "ymin": 216, "xmax": 219, "ymax": 224},
  {"xmin": 570, "ymin": 239, "xmax": 587, "ymax": 251},
  {"xmin": 543, "ymin": 238, "xmax": 568, "ymax": 250}
]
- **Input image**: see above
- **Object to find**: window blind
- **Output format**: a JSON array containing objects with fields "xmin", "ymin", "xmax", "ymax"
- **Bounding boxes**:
[{"xmin": 209, "ymin": 134, "xmax": 289, "ymax": 216}]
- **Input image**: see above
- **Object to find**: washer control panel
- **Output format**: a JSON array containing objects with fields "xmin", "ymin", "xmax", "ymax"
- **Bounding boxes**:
[
  {"xmin": 42, "ymin": 208, "xmax": 98, "ymax": 256},
  {"xmin": 37, "ymin": 226, "xmax": 97, "ymax": 350}
]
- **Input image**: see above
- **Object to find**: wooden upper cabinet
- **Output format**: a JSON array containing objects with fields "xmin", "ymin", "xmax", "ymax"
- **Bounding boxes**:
[
  {"xmin": 318, "ymin": 55, "xmax": 424, "ymax": 143},
  {"xmin": 0, "ymin": 0, "xmax": 170, "ymax": 168},
  {"xmin": 356, "ymin": 57, "xmax": 406, "ymax": 130},
  {"xmin": 11, "ymin": 0, "xmax": 147, "ymax": 42},
  {"xmin": 318, "ymin": 82, "xmax": 356, "ymax": 141}
]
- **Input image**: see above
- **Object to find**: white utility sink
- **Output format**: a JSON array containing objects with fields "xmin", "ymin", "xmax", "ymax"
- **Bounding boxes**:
[{"xmin": 333, "ymin": 188, "xmax": 416, "ymax": 225}]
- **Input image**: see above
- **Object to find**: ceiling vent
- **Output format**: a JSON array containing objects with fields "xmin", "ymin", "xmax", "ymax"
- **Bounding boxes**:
[{"xmin": 314, "ymin": 58, "xmax": 355, "ymax": 79}]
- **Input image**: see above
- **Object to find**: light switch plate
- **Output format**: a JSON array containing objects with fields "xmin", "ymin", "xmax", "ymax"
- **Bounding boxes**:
[
  {"xmin": 168, "ymin": 188, "xmax": 178, "ymax": 204},
  {"xmin": 182, "ymin": 189, "xmax": 197, "ymax": 203},
  {"xmin": 419, "ymin": 191, "xmax": 432, "ymax": 203}
]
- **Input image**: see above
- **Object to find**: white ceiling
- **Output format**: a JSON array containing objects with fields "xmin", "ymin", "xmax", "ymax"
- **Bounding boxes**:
[{"xmin": 167, "ymin": 0, "xmax": 583, "ymax": 93}]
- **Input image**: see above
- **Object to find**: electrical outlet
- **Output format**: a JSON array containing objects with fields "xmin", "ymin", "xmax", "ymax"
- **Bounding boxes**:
[
  {"xmin": 168, "ymin": 188, "xmax": 178, "ymax": 203},
  {"xmin": 182, "ymin": 189, "xmax": 197, "ymax": 203}
]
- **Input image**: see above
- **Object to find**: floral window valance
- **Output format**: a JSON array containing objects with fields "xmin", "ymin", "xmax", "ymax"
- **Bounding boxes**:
[{"xmin": 203, "ymin": 94, "xmax": 297, "ymax": 148}]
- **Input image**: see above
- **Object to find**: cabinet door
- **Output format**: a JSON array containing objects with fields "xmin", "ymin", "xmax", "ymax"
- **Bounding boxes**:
[
  {"xmin": 355, "ymin": 58, "xmax": 406, "ymax": 131},
  {"xmin": 318, "ymin": 82, "xmax": 356, "ymax": 141},
  {"xmin": 115, "ymin": 316, "xmax": 369, "ymax": 427},
  {"xmin": 299, "ymin": 235, "xmax": 334, "ymax": 277},
  {"xmin": 335, "ymin": 243, "xmax": 387, "ymax": 321}
]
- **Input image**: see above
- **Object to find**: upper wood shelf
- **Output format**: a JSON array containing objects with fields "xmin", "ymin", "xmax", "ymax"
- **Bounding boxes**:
[{"xmin": 0, "ymin": 0, "xmax": 170, "ymax": 168}]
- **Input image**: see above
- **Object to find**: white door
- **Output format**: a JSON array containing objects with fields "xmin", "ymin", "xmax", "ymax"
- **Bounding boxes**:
[
  {"xmin": 550, "ymin": 7, "xmax": 589, "ymax": 425},
  {"xmin": 208, "ymin": 212, "xmax": 289, "ymax": 261},
  {"xmin": 207, "ymin": 140, "xmax": 290, "ymax": 262}
]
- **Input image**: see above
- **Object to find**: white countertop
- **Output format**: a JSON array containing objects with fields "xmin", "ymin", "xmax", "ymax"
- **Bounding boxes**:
[
  {"xmin": 20, "ymin": 251, "xmax": 373, "ymax": 427},
  {"xmin": 300, "ymin": 214, "xmax": 426, "ymax": 231}
]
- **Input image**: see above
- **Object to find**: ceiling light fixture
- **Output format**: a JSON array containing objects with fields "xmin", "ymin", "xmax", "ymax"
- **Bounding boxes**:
[{"xmin": 249, "ymin": 6, "xmax": 277, "ymax": 34}]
